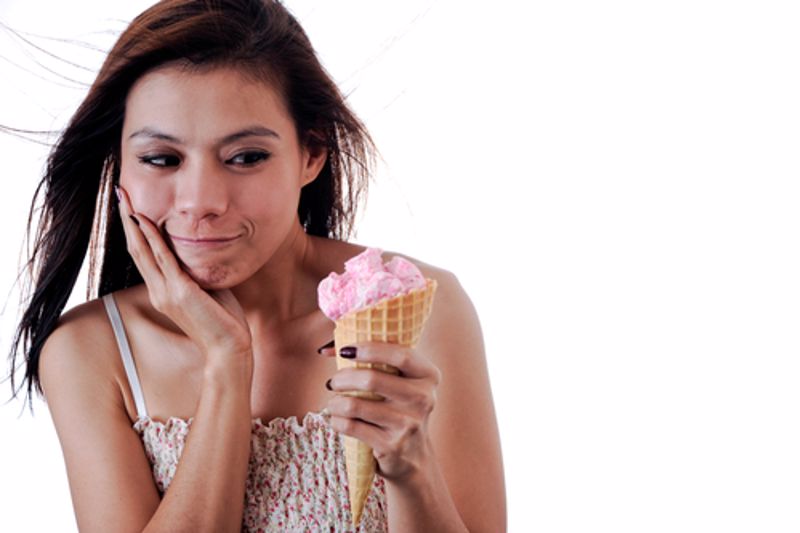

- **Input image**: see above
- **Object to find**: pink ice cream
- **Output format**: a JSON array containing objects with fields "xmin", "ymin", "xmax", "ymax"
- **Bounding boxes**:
[{"xmin": 318, "ymin": 248, "xmax": 426, "ymax": 320}]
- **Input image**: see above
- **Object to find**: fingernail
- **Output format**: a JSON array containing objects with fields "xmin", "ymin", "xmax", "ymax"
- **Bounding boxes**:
[
  {"xmin": 114, "ymin": 185, "xmax": 121, "ymax": 203},
  {"xmin": 317, "ymin": 340, "xmax": 335, "ymax": 354},
  {"xmin": 325, "ymin": 378, "xmax": 333, "ymax": 391},
  {"xmin": 129, "ymin": 215, "xmax": 140, "ymax": 226},
  {"xmin": 339, "ymin": 346, "xmax": 357, "ymax": 359}
]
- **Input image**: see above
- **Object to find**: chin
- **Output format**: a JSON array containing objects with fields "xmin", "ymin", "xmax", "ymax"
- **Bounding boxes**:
[{"xmin": 184, "ymin": 263, "xmax": 242, "ymax": 290}]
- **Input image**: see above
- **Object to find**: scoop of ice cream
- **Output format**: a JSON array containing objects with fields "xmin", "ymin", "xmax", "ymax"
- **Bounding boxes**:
[{"xmin": 317, "ymin": 248, "xmax": 426, "ymax": 320}]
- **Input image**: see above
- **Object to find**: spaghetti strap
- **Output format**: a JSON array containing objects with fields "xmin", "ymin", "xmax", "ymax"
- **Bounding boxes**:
[{"xmin": 102, "ymin": 293, "xmax": 149, "ymax": 419}]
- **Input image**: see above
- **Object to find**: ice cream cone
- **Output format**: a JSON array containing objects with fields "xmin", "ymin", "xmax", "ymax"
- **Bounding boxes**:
[{"xmin": 333, "ymin": 278, "xmax": 437, "ymax": 527}]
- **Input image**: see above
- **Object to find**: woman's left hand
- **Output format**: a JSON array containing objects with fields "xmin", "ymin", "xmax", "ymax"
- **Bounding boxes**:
[{"xmin": 321, "ymin": 342, "xmax": 442, "ymax": 482}]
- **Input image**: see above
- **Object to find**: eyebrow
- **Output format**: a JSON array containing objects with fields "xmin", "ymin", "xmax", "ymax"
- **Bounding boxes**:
[{"xmin": 128, "ymin": 126, "xmax": 281, "ymax": 144}]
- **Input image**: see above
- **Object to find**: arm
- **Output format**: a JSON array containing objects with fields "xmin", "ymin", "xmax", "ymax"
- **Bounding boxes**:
[
  {"xmin": 389, "ymin": 270, "xmax": 506, "ymax": 532},
  {"xmin": 324, "ymin": 269, "xmax": 506, "ymax": 532},
  {"xmin": 40, "ymin": 186, "xmax": 257, "ymax": 532},
  {"xmin": 145, "ymin": 351, "xmax": 253, "ymax": 532},
  {"xmin": 40, "ymin": 310, "xmax": 253, "ymax": 533}
]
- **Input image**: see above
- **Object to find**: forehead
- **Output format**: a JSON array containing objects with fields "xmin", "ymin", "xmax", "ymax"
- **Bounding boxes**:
[{"xmin": 122, "ymin": 64, "xmax": 295, "ymax": 141}]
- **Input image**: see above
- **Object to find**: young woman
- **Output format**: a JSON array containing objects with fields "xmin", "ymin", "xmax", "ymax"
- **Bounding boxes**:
[{"xmin": 8, "ymin": 1, "xmax": 505, "ymax": 531}]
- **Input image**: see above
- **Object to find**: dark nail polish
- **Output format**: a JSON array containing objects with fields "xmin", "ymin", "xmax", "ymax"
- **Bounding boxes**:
[
  {"xmin": 129, "ymin": 215, "xmax": 139, "ymax": 226},
  {"xmin": 339, "ymin": 346, "xmax": 357, "ymax": 359},
  {"xmin": 325, "ymin": 378, "xmax": 333, "ymax": 391},
  {"xmin": 317, "ymin": 340, "xmax": 335, "ymax": 354}
]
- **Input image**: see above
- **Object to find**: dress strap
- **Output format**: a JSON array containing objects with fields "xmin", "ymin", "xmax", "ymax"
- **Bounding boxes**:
[{"xmin": 102, "ymin": 293, "xmax": 149, "ymax": 419}]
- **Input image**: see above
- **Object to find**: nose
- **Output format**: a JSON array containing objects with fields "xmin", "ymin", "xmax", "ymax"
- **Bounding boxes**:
[{"xmin": 174, "ymin": 156, "xmax": 230, "ymax": 220}]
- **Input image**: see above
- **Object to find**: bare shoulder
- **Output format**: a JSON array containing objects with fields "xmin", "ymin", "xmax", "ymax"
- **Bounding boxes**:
[
  {"xmin": 381, "ymin": 250, "xmax": 487, "ymax": 385},
  {"xmin": 40, "ymin": 296, "xmax": 120, "ymax": 398},
  {"xmin": 388, "ymin": 251, "xmax": 458, "ymax": 285},
  {"xmin": 384, "ymin": 250, "xmax": 477, "ymax": 332},
  {"xmin": 39, "ymin": 291, "xmax": 142, "ymax": 426},
  {"xmin": 311, "ymin": 239, "xmax": 481, "ymax": 341},
  {"xmin": 40, "ymin": 291, "xmax": 161, "ymax": 531}
]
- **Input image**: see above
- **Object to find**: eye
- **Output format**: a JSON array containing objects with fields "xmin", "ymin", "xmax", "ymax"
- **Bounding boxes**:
[
  {"xmin": 138, "ymin": 154, "xmax": 180, "ymax": 167},
  {"xmin": 225, "ymin": 151, "xmax": 270, "ymax": 166}
]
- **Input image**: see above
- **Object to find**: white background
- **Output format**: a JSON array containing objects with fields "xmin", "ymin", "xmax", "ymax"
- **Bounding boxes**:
[{"xmin": 1, "ymin": 1, "xmax": 799, "ymax": 531}]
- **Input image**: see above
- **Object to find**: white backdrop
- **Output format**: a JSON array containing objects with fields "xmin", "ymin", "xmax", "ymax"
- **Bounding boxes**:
[{"xmin": 1, "ymin": 1, "xmax": 799, "ymax": 531}]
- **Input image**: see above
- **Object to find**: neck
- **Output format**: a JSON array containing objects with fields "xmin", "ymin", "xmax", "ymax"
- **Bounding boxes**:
[{"xmin": 231, "ymin": 222, "xmax": 319, "ymax": 322}]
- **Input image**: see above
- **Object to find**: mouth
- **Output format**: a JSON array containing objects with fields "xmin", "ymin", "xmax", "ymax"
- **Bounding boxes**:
[{"xmin": 169, "ymin": 234, "xmax": 242, "ymax": 248}]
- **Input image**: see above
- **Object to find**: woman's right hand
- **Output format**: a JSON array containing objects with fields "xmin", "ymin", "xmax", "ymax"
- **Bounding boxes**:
[{"xmin": 116, "ymin": 185, "xmax": 252, "ymax": 371}]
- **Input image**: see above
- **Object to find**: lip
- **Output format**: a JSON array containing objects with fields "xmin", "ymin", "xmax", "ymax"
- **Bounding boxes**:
[{"xmin": 169, "ymin": 234, "xmax": 242, "ymax": 248}]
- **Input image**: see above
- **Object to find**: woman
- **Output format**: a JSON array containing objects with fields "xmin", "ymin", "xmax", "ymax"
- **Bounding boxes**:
[{"xmin": 8, "ymin": 0, "xmax": 505, "ymax": 531}]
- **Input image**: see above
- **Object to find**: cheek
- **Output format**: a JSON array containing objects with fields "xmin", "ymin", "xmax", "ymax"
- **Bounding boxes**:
[
  {"xmin": 120, "ymin": 174, "xmax": 172, "ymax": 219},
  {"xmin": 136, "ymin": 189, "xmax": 171, "ymax": 220},
  {"xmin": 243, "ymin": 181, "xmax": 301, "ymax": 220}
]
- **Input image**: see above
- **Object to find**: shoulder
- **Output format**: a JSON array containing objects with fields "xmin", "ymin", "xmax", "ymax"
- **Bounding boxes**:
[
  {"xmin": 385, "ymin": 250, "xmax": 475, "ymax": 327},
  {"xmin": 311, "ymin": 237, "xmax": 465, "ymax": 295},
  {"xmin": 39, "ymin": 292, "xmax": 132, "ymax": 418},
  {"xmin": 38, "ymin": 291, "xmax": 162, "ymax": 529},
  {"xmin": 310, "ymin": 238, "xmax": 479, "ymax": 331},
  {"xmin": 376, "ymin": 250, "xmax": 484, "ymax": 363},
  {"xmin": 40, "ymin": 296, "xmax": 115, "ymax": 380}
]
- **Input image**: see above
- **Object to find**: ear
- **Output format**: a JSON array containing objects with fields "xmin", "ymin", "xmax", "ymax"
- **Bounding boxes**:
[{"xmin": 300, "ymin": 142, "xmax": 328, "ymax": 187}]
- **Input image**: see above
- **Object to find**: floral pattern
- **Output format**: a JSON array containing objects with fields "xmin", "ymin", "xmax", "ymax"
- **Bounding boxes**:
[{"xmin": 133, "ymin": 412, "xmax": 388, "ymax": 532}]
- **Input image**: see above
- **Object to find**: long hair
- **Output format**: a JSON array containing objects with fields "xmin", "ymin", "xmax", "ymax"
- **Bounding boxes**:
[{"xmin": 8, "ymin": 0, "xmax": 374, "ymax": 408}]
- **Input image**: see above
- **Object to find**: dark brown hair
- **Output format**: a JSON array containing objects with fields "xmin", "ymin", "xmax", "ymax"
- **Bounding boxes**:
[{"xmin": 8, "ymin": 0, "xmax": 374, "ymax": 407}]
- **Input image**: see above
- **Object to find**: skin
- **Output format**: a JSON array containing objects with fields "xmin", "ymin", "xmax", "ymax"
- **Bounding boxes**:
[{"xmin": 38, "ymin": 64, "xmax": 506, "ymax": 532}]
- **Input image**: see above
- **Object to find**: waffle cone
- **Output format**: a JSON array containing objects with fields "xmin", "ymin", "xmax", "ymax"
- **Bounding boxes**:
[{"xmin": 333, "ymin": 278, "xmax": 437, "ymax": 526}]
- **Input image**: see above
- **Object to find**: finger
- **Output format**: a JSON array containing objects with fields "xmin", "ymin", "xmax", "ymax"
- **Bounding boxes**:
[
  {"xmin": 326, "ymin": 395, "xmax": 404, "ymax": 433},
  {"xmin": 338, "ymin": 343, "xmax": 439, "ymax": 381},
  {"xmin": 327, "ymin": 414, "xmax": 388, "ymax": 452},
  {"xmin": 326, "ymin": 395, "xmax": 425, "ymax": 474},
  {"xmin": 133, "ymin": 212, "xmax": 186, "ymax": 279},
  {"xmin": 116, "ymin": 186, "xmax": 184, "ymax": 279},
  {"xmin": 116, "ymin": 186, "xmax": 167, "ymax": 287},
  {"xmin": 328, "ymin": 366, "xmax": 421, "ymax": 403}
]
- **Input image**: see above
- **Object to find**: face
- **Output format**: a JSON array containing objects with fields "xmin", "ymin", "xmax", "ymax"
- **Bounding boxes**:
[{"xmin": 119, "ymin": 64, "xmax": 325, "ymax": 289}]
